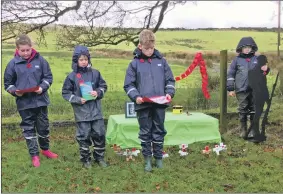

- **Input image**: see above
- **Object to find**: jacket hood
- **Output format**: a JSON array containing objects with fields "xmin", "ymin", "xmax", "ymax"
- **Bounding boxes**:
[
  {"xmin": 72, "ymin": 45, "xmax": 92, "ymax": 72},
  {"xmin": 236, "ymin": 37, "xmax": 258, "ymax": 53},
  {"xmin": 133, "ymin": 48, "xmax": 163, "ymax": 59}
]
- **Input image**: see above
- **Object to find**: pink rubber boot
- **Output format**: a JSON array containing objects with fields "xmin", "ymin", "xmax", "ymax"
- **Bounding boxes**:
[
  {"xmin": 41, "ymin": 150, "xmax": 58, "ymax": 159},
  {"xmin": 32, "ymin": 156, "xmax": 40, "ymax": 167}
]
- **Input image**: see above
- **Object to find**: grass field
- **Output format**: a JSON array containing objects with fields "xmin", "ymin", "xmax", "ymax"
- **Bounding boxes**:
[
  {"xmin": 1, "ymin": 29, "xmax": 283, "ymax": 193},
  {"xmin": 2, "ymin": 30, "xmax": 282, "ymax": 121},
  {"xmin": 1, "ymin": 103, "xmax": 283, "ymax": 193},
  {"xmin": 2, "ymin": 29, "xmax": 281, "ymax": 52}
]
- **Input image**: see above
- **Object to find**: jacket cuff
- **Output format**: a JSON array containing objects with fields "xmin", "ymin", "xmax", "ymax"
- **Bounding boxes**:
[
  {"xmin": 166, "ymin": 93, "xmax": 174, "ymax": 99},
  {"xmin": 39, "ymin": 80, "xmax": 51, "ymax": 92},
  {"xmin": 227, "ymin": 86, "xmax": 235, "ymax": 92}
]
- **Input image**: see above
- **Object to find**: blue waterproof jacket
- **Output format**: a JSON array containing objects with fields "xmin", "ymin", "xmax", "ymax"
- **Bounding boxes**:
[
  {"xmin": 62, "ymin": 45, "xmax": 107, "ymax": 122},
  {"xmin": 124, "ymin": 48, "xmax": 175, "ymax": 110},
  {"xmin": 4, "ymin": 49, "xmax": 52, "ymax": 110}
]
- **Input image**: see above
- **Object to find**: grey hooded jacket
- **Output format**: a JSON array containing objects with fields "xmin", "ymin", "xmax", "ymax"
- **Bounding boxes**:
[{"xmin": 227, "ymin": 37, "xmax": 269, "ymax": 93}]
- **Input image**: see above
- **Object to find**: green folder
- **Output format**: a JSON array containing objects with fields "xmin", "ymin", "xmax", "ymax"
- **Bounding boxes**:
[{"xmin": 79, "ymin": 81, "xmax": 97, "ymax": 101}]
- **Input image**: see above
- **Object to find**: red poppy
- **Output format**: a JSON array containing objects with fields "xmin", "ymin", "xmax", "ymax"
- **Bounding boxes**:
[
  {"xmin": 139, "ymin": 59, "xmax": 145, "ymax": 63},
  {"xmin": 76, "ymin": 73, "xmax": 82, "ymax": 78},
  {"xmin": 193, "ymin": 59, "xmax": 199, "ymax": 64},
  {"xmin": 246, "ymin": 58, "xmax": 251, "ymax": 62},
  {"xmin": 26, "ymin": 63, "xmax": 32, "ymax": 68}
]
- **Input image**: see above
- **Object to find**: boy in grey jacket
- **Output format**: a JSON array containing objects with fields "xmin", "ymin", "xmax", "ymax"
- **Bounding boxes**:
[
  {"xmin": 62, "ymin": 45, "xmax": 108, "ymax": 168},
  {"xmin": 227, "ymin": 37, "xmax": 269, "ymax": 139}
]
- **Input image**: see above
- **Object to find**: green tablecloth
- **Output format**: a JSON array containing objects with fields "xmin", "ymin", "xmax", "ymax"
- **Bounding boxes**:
[{"xmin": 106, "ymin": 112, "xmax": 221, "ymax": 149}]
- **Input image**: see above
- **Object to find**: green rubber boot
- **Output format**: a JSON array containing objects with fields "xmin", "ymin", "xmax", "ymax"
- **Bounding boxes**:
[
  {"xmin": 96, "ymin": 159, "xmax": 108, "ymax": 168},
  {"xmin": 144, "ymin": 156, "xmax": 152, "ymax": 172},
  {"xmin": 82, "ymin": 161, "xmax": 92, "ymax": 169},
  {"xmin": 155, "ymin": 159, "xmax": 163, "ymax": 168}
]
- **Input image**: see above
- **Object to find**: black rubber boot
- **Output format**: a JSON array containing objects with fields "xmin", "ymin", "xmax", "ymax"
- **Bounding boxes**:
[
  {"xmin": 248, "ymin": 118, "xmax": 265, "ymax": 143},
  {"xmin": 240, "ymin": 121, "xmax": 248, "ymax": 139},
  {"xmin": 247, "ymin": 113, "xmax": 255, "ymax": 139}
]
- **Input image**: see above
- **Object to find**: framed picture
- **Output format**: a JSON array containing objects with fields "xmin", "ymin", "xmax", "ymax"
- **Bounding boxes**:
[{"xmin": 125, "ymin": 102, "xmax": 136, "ymax": 118}]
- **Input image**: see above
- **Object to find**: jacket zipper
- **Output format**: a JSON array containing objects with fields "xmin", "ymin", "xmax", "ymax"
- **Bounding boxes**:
[{"xmin": 148, "ymin": 59, "xmax": 156, "ymax": 94}]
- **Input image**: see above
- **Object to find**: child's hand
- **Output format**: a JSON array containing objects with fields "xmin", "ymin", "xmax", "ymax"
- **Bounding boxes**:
[
  {"xmin": 136, "ymin": 97, "xmax": 144, "ymax": 104},
  {"xmin": 81, "ymin": 98, "xmax": 86, "ymax": 104},
  {"xmin": 35, "ymin": 87, "xmax": 43, "ymax": 94},
  {"xmin": 261, "ymin": 65, "xmax": 268, "ymax": 72},
  {"xmin": 228, "ymin": 91, "xmax": 236, "ymax": 97},
  {"xmin": 15, "ymin": 92, "xmax": 23, "ymax": 97},
  {"xmin": 90, "ymin": 91, "xmax": 98, "ymax": 97},
  {"xmin": 166, "ymin": 94, "xmax": 172, "ymax": 101}
]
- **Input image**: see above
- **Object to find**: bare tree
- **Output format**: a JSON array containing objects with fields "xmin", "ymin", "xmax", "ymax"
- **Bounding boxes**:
[
  {"xmin": 1, "ymin": 1, "xmax": 82, "ymax": 42},
  {"xmin": 1, "ymin": 1, "xmax": 188, "ymax": 47},
  {"xmin": 56, "ymin": 1, "xmax": 187, "ymax": 48}
]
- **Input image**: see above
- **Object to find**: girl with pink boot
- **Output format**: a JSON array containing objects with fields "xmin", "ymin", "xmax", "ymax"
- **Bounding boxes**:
[{"xmin": 4, "ymin": 34, "xmax": 58, "ymax": 167}]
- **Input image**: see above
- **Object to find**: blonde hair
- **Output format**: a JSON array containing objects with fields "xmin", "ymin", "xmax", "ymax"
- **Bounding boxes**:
[
  {"xmin": 15, "ymin": 34, "xmax": 32, "ymax": 48},
  {"xmin": 139, "ymin": 29, "xmax": 155, "ymax": 45}
]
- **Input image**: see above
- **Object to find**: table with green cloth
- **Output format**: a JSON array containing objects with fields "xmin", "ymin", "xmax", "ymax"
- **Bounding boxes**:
[{"xmin": 106, "ymin": 112, "xmax": 221, "ymax": 149}]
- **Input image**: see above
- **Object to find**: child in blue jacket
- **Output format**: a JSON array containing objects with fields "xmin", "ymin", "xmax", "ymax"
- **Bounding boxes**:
[
  {"xmin": 4, "ymin": 34, "xmax": 58, "ymax": 167},
  {"xmin": 62, "ymin": 45, "xmax": 108, "ymax": 169},
  {"xmin": 124, "ymin": 29, "xmax": 175, "ymax": 172}
]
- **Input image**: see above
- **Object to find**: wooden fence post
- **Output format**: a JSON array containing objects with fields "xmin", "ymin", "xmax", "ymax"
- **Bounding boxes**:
[{"xmin": 220, "ymin": 50, "xmax": 228, "ymax": 133}]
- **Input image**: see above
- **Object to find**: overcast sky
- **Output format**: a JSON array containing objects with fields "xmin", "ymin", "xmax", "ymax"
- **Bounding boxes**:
[
  {"xmin": 57, "ymin": 1, "xmax": 281, "ymax": 28},
  {"xmin": 162, "ymin": 1, "xmax": 281, "ymax": 28}
]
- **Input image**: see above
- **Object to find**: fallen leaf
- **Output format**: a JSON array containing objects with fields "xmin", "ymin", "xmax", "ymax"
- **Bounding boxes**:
[
  {"xmin": 223, "ymin": 184, "xmax": 234, "ymax": 189},
  {"xmin": 243, "ymin": 161, "xmax": 251, "ymax": 167},
  {"xmin": 223, "ymin": 184, "xmax": 234, "ymax": 192},
  {"xmin": 155, "ymin": 183, "xmax": 161, "ymax": 190},
  {"xmin": 95, "ymin": 187, "xmax": 101, "ymax": 192},
  {"xmin": 163, "ymin": 181, "xmax": 169, "ymax": 189},
  {"xmin": 264, "ymin": 146, "xmax": 275, "ymax": 152}
]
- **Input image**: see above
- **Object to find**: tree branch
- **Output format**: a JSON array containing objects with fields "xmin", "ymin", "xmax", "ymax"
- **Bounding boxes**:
[{"xmin": 1, "ymin": 1, "xmax": 82, "ymax": 41}]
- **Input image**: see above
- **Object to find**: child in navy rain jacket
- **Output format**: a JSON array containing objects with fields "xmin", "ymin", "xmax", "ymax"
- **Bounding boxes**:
[
  {"xmin": 62, "ymin": 45, "xmax": 108, "ymax": 169},
  {"xmin": 124, "ymin": 29, "xmax": 176, "ymax": 172},
  {"xmin": 4, "ymin": 34, "xmax": 58, "ymax": 168},
  {"xmin": 227, "ymin": 37, "xmax": 270, "ymax": 140}
]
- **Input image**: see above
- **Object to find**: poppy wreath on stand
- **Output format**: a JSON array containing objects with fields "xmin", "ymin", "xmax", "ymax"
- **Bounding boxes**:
[{"xmin": 175, "ymin": 52, "xmax": 210, "ymax": 99}]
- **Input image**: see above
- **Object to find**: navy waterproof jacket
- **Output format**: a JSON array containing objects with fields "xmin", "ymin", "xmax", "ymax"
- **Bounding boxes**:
[
  {"xmin": 124, "ymin": 48, "xmax": 175, "ymax": 110},
  {"xmin": 4, "ymin": 49, "xmax": 52, "ymax": 110},
  {"xmin": 227, "ymin": 37, "xmax": 270, "ymax": 93},
  {"xmin": 62, "ymin": 45, "xmax": 107, "ymax": 122}
]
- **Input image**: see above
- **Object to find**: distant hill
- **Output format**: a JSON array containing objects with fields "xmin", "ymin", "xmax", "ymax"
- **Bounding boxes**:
[{"xmin": 24, "ymin": 24, "xmax": 281, "ymax": 33}]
